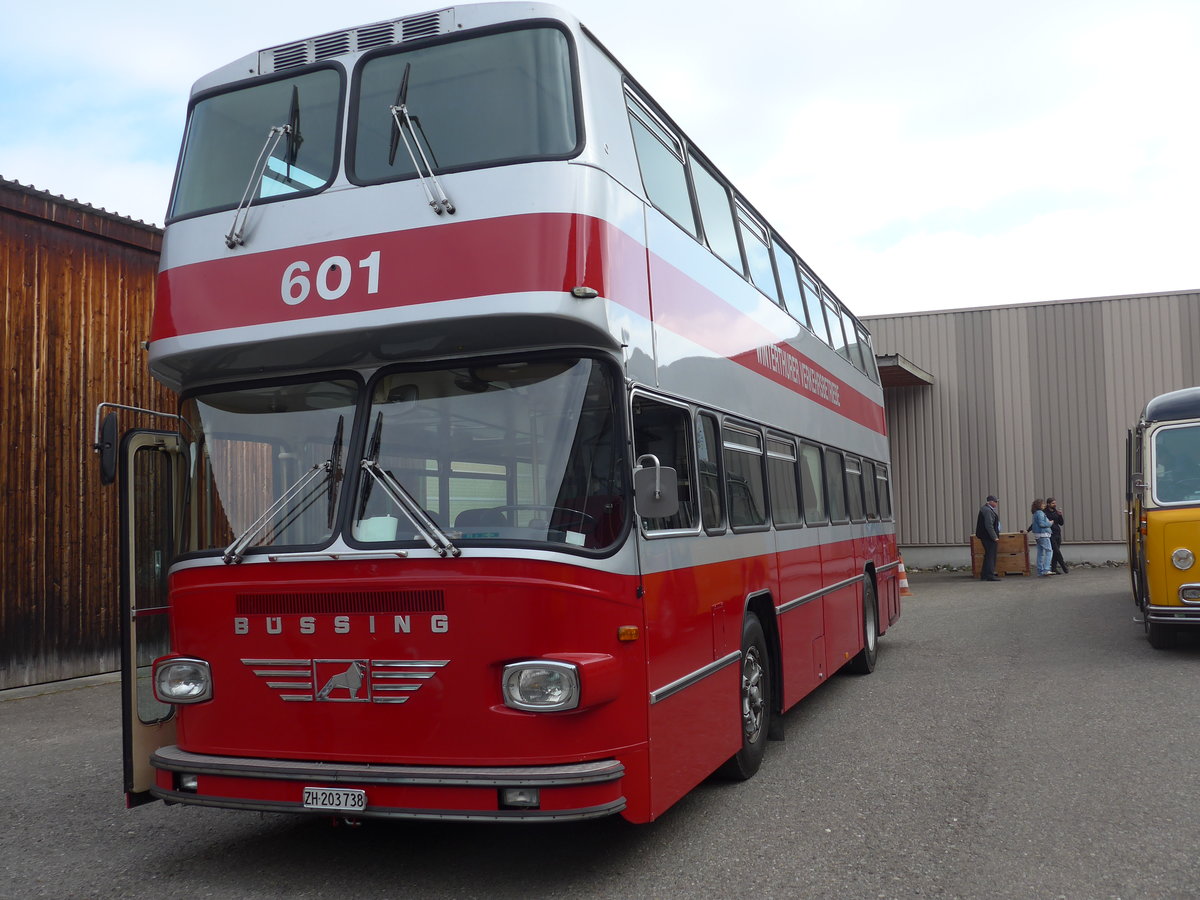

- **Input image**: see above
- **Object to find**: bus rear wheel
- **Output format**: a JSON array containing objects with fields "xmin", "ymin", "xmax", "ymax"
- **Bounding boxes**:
[{"xmin": 717, "ymin": 612, "xmax": 771, "ymax": 781}]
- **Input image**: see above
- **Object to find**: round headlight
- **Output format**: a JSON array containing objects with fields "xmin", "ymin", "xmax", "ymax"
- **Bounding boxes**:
[
  {"xmin": 502, "ymin": 661, "xmax": 579, "ymax": 711},
  {"xmin": 154, "ymin": 658, "xmax": 213, "ymax": 703},
  {"xmin": 1171, "ymin": 548, "xmax": 1195, "ymax": 571}
]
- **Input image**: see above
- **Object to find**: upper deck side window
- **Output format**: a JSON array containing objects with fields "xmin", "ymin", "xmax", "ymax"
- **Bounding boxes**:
[
  {"xmin": 618, "ymin": 88, "xmax": 881, "ymax": 383},
  {"xmin": 349, "ymin": 25, "xmax": 580, "ymax": 185},
  {"xmin": 689, "ymin": 157, "xmax": 744, "ymax": 274},
  {"xmin": 625, "ymin": 92, "xmax": 699, "ymax": 237},
  {"xmin": 772, "ymin": 237, "xmax": 807, "ymax": 322},
  {"xmin": 736, "ymin": 204, "xmax": 780, "ymax": 304},
  {"xmin": 824, "ymin": 293, "xmax": 851, "ymax": 360},
  {"xmin": 169, "ymin": 66, "xmax": 343, "ymax": 221},
  {"xmin": 849, "ymin": 321, "xmax": 879, "ymax": 381},
  {"xmin": 800, "ymin": 269, "xmax": 832, "ymax": 347}
]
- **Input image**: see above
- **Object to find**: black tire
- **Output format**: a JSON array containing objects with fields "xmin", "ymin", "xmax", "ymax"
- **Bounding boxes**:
[
  {"xmin": 1146, "ymin": 621, "xmax": 1177, "ymax": 650},
  {"xmin": 1144, "ymin": 602, "xmax": 1177, "ymax": 650},
  {"xmin": 1137, "ymin": 565, "xmax": 1177, "ymax": 649},
  {"xmin": 717, "ymin": 613, "xmax": 771, "ymax": 781},
  {"xmin": 846, "ymin": 577, "xmax": 879, "ymax": 675}
]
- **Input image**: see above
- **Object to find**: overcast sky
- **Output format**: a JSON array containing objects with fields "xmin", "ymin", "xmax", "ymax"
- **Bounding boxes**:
[{"xmin": 2, "ymin": 0, "xmax": 1197, "ymax": 317}]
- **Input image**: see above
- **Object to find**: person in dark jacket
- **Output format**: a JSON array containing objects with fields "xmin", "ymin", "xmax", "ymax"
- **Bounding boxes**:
[
  {"xmin": 1044, "ymin": 497, "xmax": 1068, "ymax": 574},
  {"xmin": 975, "ymin": 495, "xmax": 1001, "ymax": 581}
]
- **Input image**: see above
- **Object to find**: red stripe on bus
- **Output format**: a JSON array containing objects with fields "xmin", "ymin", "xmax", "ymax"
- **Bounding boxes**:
[{"xmin": 154, "ymin": 212, "xmax": 885, "ymax": 433}]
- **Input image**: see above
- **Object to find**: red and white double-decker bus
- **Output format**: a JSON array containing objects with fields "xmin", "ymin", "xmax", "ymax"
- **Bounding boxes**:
[{"xmin": 99, "ymin": 1, "xmax": 900, "ymax": 824}]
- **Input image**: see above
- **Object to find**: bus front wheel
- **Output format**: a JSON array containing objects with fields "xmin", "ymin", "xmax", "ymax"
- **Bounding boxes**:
[
  {"xmin": 1144, "ymin": 608, "xmax": 1177, "ymax": 650},
  {"xmin": 717, "ymin": 613, "xmax": 771, "ymax": 781}
]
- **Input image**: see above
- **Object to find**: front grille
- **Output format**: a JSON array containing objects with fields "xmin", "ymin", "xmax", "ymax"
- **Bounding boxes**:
[{"xmin": 235, "ymin": 590, "xmax": 446, "ymax": 615}]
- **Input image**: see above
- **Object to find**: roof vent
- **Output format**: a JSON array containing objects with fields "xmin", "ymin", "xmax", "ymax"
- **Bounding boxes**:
[
  {"xmin": 270, "ymin": 42, "xmax": 309, "ymax": 71},
  {"xmin": 313, "ymin": 33, "xmax": 352, "ymax": 60},
  {"xmin": 260, "ymin": 9, "xmax": 456, "ymax": 73},
  {"xmin": 357, "ymin": 22, "xmax": 397, "ymax": 51},
  {"xmin": 402, "ymin": 12, "xmax": 444, "ymax": 41}
]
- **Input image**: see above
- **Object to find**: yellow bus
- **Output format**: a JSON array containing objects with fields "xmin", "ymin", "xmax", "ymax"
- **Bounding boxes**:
[{"xmin": 1127, "ymin": 386, "xmax": 1200, "ymax": 648}]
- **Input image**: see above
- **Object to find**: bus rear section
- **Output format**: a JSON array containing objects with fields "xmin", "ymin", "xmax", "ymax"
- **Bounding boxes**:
[{"xmin": 1127, "ymin": 386, "xmax": 1200, "ymax": 648}]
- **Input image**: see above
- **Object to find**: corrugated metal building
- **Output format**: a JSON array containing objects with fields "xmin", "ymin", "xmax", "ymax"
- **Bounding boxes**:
[
  {"xmin": 0, "ymin": 178, "xmax": 171, "ymax": 689},
  {"xmin": 864, "ymin": 290, "xmax": 1200, "ymax": 567}
]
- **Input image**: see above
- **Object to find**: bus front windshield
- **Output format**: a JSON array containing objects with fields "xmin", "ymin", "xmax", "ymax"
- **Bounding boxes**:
[
  {"xmin": 181, "ymin": 358, "xmax": 626, "ymax": 558},
  {"xmin": 354, "ymin": 358, "xmax": 625, "ymax": 551},
  {"xmin": 1153, "ymin": 423, "xmax": 1200, "ymax": 504},
  {"xmin": 183, "ymin": 378, "xmax": 359, "ymax": 556}
]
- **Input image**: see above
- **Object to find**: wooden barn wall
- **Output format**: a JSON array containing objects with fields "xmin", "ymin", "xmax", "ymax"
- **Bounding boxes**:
[
  {"xmin": 1, "ymin": 185, "xmax": 172, "ymax": 690},
  {"xmin": 865, "ymin": 291, "xmax": 1200, "ymax": 551}
]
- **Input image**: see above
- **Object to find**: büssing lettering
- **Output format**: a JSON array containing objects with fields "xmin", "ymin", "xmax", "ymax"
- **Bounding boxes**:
[{"xmin": 233, "ymin": 614, "xmax": 449, "ymax": 636}]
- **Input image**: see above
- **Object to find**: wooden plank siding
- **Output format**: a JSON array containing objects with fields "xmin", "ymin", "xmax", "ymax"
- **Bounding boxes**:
[
  {"xmin": 1, "ymin": 179, "xmax": 172, "ymax": 689},
  {"xmin": 864, "ymin": 290, "xmax": 1200, "ymax": 553}
]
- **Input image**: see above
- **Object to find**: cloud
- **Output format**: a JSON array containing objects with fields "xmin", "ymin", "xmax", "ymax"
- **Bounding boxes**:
[{"xmin": 1, "ymin": 0, "xmax": 1197, "ymax": 308}]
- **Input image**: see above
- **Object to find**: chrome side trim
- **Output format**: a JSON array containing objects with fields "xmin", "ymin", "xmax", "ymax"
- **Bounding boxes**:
[
  {"xmin": 777, "ymin": 573, "xmax": 865, "ymax": 615},
  {"xmin": 876, "ymin": 560, "xmax": 901, "ymax": 574},
  {"xmin": 649, "ymin": 650, "xmax": 741, "ymax": 705},
  {"xmin": 152, "ymin": 746, "xmax": 624, "ymax": 787}
]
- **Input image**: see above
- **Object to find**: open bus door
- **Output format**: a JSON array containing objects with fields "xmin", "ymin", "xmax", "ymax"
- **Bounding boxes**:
[{"xmin": 116, "ymin": 428, "xmax": 188, "ymax": 806}]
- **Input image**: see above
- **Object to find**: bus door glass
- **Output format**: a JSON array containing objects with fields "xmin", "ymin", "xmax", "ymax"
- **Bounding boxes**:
[{"xmin": 119, "ymin": 430, "xmax": 187, "ymax": 805}]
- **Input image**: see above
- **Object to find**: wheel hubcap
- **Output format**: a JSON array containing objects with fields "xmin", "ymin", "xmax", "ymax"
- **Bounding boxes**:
[{"xmin": 741, "ymin": 647, "xmax": 765, "ymax": 743}]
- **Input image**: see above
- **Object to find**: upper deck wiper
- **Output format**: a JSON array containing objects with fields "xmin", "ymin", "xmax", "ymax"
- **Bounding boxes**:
[
  {"xmin": 285, "ymin": 85, "xmax": 304, "ymax": 180},
  {"xmin": 388, "ymin": 62, "xmax": 456, "ymax": 215},
  {"xmin": 224, "ymin": 123, "xmax": 292, "ymax": 248}
]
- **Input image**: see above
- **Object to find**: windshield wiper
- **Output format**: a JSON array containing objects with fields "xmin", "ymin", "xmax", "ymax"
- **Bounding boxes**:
[
  {"xmin": 326, "ymin": 415, "xmax": 344, "ymax": 530},
  {"xmin": 224, "ymin": 123, "xmax": 293, "ymax": 248},
  {"xmin": 360, "ymin": 460, "xmax": 461, "ymax": 557},
  {"xmin": 286, "ymin": 85, "xmax": 304, "ymax": 180},
  {"xmin": 223, "ymin": 459, "xmax": 331, "ymax": 564},
  {"xmin": 388, "ymin": 62, "xmax": 455, "ymax": 215}
]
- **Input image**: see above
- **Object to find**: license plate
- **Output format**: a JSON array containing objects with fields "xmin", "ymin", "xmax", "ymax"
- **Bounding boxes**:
[{"xmin": 302, "ymin": 787, "xmax": 367, "ymax": 812}]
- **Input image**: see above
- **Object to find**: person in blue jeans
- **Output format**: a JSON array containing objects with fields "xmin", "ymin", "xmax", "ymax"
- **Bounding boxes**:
[{"xmin": 1029, "ymin": 499, "xmax": 1054, "ymax": 576}]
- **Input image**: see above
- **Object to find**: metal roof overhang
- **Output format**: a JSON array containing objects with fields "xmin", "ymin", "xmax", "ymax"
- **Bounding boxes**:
[{"xmin": 875, "ymin": 354, "xmax": 934, "ymax": 388}]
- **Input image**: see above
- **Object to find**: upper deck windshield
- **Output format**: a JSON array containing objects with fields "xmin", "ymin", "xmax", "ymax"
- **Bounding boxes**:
[
  {"xmin": 169, "ymin": 67, "xmax": 342, "ymax": 220},
  {"xmin": 1153, "ymin": 423, "xmax": 1200, "ymax": 505},
  {"xmin": 350, "ymin": 25, "xmax": 578, "ymax": 183},
  {"xmin": 180, "ymin": 357, "xmax": 626, "ymax": 558}
]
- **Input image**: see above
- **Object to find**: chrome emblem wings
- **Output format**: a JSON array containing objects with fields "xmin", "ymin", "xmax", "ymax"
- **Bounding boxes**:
[{"xmin": 242, "ymin": 658, "xmax": 449, "ymax": 703}]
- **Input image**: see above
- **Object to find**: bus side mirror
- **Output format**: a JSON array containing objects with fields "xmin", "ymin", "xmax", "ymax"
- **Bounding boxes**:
[
  {"xmin": 97, "ymin": 412, "xmax": 119, "ymax": 485},
  {"xmin": 634, "ymin": 455, "xmax": 679, "ymax": 519}
]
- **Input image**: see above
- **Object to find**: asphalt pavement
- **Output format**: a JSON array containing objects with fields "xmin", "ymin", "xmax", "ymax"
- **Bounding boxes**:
[{"xmin": 3, "ymin": 564, "xmax": 1198, "ymax": 899}]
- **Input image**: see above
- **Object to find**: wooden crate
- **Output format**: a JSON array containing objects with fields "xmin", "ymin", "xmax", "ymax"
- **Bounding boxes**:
[{"xmin": 971, "ymin": 533, "xmax": 1030, "ymax": 577}]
